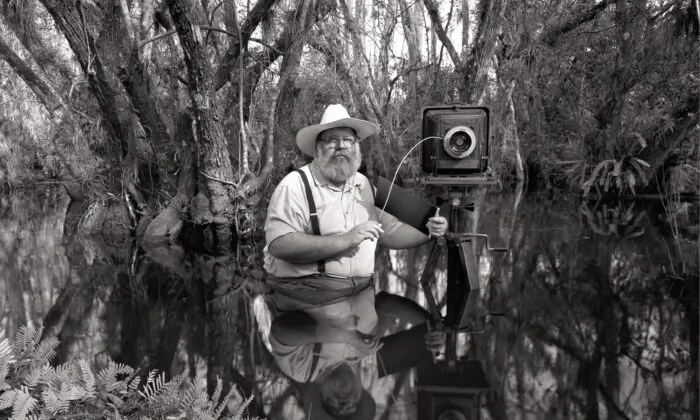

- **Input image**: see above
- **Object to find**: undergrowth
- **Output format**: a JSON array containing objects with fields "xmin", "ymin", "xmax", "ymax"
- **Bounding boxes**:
[{"xmin": 0, "ymin": 325, "xmax": 259, "ymax": 420}]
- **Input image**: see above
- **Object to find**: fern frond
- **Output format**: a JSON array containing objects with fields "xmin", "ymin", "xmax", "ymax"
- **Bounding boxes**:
[
  {"xmin": 0, "ymin": 337, "xmax": 13, "ymax": 362},
  {"xmin": 231, "ymin": 392, "xmax": 255, "ymax": 420},
  {"xmin": 152, "ymin": 375, "xmax": 185, "ymax": 406},
  {"xmin": 0, "ymin": 337, "xmax": 13, "ymax": 390},
  {"xmin": 0, "ymin": 389, "xmax": 16, "ymax": 410},
  {"xmin": 12, "ymin": 387, "xmax": 37, "ymax": 419},
  {"xmin": 96, "ymin": 359, "xmax": 116, "ymax": 387},
  {"xmin": 97, "ymin": 359, "xmax": 134, "ymax": 393},
  {"xmin": 114, "ymin": 362, "xmax": 134, "ymax": 378},
  {"xmin": 30, "ymin": 336, "xmax": 58, "ymax": 368},
  {"xmin": 138, "ymin": 370, "xmax": 166, "ymax": 401},
  {"xmin": 42, "ymin": 387, "xmax": 67, "ymax": 415},
  {"xmin": 78, "ymin": 360, "xmax": 95, "ymax": 397},
  {"xmin": 178, "ymin": 380, "xmax": 198, "ymax": 411},
  {"xmin": 23, "ymin": 363, "xmax": 49, "ymax": 389},
  {"xmin": 214, "ymin": 385, "xmax": 238, "ymax": 419},
  {"xmin": 127, "ymin": 375, "xmax": 142, "ymax": 392},
  {"xmin": 210, "ymin": 377, "xmax": 223, "ymax": 411},
  {"xmin": 43, "ymin": 362, "xmax": 79, "ymax": 389},
  {"xmin": 12, "ymin": 326, "xmax": 31, "ymax": 355},
  {"xmin": 59, "ymin": 382, "xmax": 87, "ymax": 402}
]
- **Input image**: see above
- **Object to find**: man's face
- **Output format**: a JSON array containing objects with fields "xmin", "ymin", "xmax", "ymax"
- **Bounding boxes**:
[{"xmin": 315, "ymin": 127, "xmax": 362, "ymax": 185}]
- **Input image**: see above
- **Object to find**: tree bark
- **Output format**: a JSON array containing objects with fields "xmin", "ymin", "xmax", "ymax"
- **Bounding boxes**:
[
  {"xmin": 167, "ymin": 0, "xmax": 236, "ymax": 247},
  {"xmin": 0, "ymin": 37, "xmax": 61, "ymax": 112}
]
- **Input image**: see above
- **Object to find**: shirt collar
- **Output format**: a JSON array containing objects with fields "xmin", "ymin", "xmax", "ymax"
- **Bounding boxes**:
[{"xmin": 308, "ymin": 162, "xmax": 361, "ymax": 192}]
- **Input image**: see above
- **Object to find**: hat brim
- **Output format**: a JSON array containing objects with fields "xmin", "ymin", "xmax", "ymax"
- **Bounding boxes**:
[
  {"xmin": 296, "ymin": 118, "xmax": 378, "ymax": 157},
  {"xmin": 303, "ymin": 383, "xmax": 376, "ymax": 420}
]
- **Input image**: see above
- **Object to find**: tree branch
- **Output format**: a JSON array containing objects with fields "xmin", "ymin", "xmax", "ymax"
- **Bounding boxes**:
[
  {"xmin": 422, "ymin": 0, "xmax": 463, "ymax": 70},
  {"xmin": 0, "ymin": 37, "xmax": 61, "ymax": 112},
  {"xmin": 540, "ymin": 0, "xmax": 615, "ymax": 46},
  {"xmin": 138, "ymin": 26, "xmax": 283, "ymax": 55},
  {"xmin": 214, "ymin": 0, "xmax": 279, "ymax": 91},
  {"xmin": 118, "ymin": 0, "xmax": 135, "ymax": 43}
]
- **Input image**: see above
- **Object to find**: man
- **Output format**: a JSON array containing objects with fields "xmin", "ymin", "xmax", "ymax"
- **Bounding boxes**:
[{"xmin": 263, "ymin": 104, "xmax": 448, "ymax": 418}]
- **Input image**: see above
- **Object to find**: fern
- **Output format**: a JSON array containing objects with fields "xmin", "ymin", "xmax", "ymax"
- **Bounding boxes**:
[
  {"xmin": 179, "ymin": 378, "xmax": 243, "ymax": 420},
  {"xmin": 138, "ymin": 370, "xmax": 165, "ymax": 401},
  {"xmin": 0, "ymin": 389, "xmax": 16, "ymax": 410},
  {"xmin": 12, "ymin": 325, "xmax": 43, "ymax": 362},
  {"xmin": 0, "ymin": 337, "xmax": 13, "ymax": 391},
  {"xmin": 231, "ymin": 392, "xmax": 255, "ymax": 420},
  {"xmin": 2, "ymin": 324, "xmax": 255, "ymax": 419},
  {"xmin": 96, "ymin": 358, "xmax": 135, "ymax": 394},
  {"xmin": 29, "ymin": 336, "xmax": 58, "ymax": 370},
  {"xmin": 22, "ymin": 363, "xmax": 49, "ymax": 389},
  {"xmin": 78, "ymin": 360, "xmax": 95, "ymax": 397},
  {"xmin": 11, "ymin": 386, "xmax": 37, "ymax": 419},
  {"xmin": 42, "ymin": 387, "xmax": 69, "ymax": 415}
]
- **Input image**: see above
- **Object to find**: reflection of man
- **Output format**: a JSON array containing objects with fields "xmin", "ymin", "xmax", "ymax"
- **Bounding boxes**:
[
  {"xmin": 270, "ymin": 289, "xmax": 444, "ymax": 419},
  {"xmin": 263, "ymin": 104, "xmax": 448, "ymax": 418}
]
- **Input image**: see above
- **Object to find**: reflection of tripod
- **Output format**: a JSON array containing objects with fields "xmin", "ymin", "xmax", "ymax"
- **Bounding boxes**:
[{"xmin": 418, "ymin": 190, "xmax": 507, "ymax": 361}]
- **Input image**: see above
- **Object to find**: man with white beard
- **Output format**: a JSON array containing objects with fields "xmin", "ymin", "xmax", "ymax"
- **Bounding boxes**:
[{"xmin": 263, "ymin": 104, "xmax": 447, "ymax": 419}]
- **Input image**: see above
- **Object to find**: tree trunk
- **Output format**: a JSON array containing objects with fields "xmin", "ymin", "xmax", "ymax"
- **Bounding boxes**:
[
  {"xmin": 142, "ymin": 113, "xmax": 197, "ymax": 243},
  {"xmin": 167, "ymin": 0, "xmax": 236, "ymax": 249}
]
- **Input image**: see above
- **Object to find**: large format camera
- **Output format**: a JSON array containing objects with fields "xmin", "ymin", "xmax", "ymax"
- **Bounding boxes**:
[{"xmin": 419, "ymin": 105, "xmax": 493, "ymax": 185}]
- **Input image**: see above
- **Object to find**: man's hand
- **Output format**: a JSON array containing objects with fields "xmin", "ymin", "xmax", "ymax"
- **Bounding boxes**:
[
  {"xmin": 424, "ymin": 330, "xmax": 446, "ymax": 353},
  {"xmin": 348, "ymin": 331, "xmax": 383, "ymax": 357},
  {"xmin": 343, "ymin": 221, "xmax": 384, "ymax": 248},
  {"xmin": 426, "ymin": 208, "xmax": 448, "ymax": 237}
]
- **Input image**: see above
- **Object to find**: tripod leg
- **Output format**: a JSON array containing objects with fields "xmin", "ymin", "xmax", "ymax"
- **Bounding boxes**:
[{"xmin": 418, "ymin": 240, "xmax": 444, "ymax": 324}]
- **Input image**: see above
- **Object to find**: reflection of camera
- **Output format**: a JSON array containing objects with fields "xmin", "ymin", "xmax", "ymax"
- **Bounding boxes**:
[
  {"xmin": 417, "ymin": 360, "xmax": 489, "ymax": 420},
  {"xmin": 419, "ymin": 105, "xmax": 493, "ymax": 185}
]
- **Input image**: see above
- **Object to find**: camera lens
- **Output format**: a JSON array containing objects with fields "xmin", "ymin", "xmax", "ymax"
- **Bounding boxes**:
[
  {"xmin": 437, "ymin": 409, "xmax": 468, "ymax": 420},
  {"xmin": 443, "ymin": 125, "xmax": 476, "ymax": 159}
]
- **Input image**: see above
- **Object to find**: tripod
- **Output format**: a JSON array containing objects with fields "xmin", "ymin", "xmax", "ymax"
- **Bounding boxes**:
[{"xmin": 418, "ymin": 189, "xmax": 507, "ymax": 364}]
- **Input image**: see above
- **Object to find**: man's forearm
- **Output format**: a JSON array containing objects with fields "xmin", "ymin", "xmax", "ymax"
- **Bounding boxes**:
[
  {"xmin": 268, "ymin": 232, "xmax": 350, "ymax": 263},
  {"xmin": 379, "ymin": 223, "xmax": 430, "ymax": 250}
]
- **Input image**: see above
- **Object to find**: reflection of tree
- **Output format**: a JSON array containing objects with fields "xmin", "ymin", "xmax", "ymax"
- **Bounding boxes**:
[{"xmin": 464, "ymin": 193, "xmax": 697, "ymax": 420}]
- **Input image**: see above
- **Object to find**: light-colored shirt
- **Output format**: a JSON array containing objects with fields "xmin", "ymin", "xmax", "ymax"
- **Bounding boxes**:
[{"xmin": 263, "ymin": 164, "xmax": 402, "ymax": 278}]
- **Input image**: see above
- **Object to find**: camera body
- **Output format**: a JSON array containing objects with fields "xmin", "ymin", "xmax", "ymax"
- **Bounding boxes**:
[
  {"xmin": 416, "ymin": 360, "xmax": 489, "ymax": 420},
  {"xmin": 420, "ymin": 105, "xmax": 491, "ymax": 179}
]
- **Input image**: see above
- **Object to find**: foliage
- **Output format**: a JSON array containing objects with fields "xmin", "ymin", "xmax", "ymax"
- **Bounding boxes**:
[
  {"xmin": 0, "ymin": 325, "xmax": 258, "ymax": 420},
  {"xmin": 577, "ymin": 156, "xmax": 651, "ymax": 197},
  {"xmin": 579, "ymin": 200, "xmax": 647, "ymax": 238}
]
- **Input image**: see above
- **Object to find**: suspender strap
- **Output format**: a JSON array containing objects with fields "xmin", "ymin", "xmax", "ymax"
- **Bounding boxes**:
[
  {"xmin": 295, "ymin": 169, "xmax": 326, "ymax": 273},
  {"xmin": 306, "ymin": 342, "xmax": 323, "ymax": 382}
]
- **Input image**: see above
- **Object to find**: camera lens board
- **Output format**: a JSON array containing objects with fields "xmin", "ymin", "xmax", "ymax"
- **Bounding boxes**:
[{"xmin": 443, "ymin": 125, "xmax": 476, "ymax": 159}]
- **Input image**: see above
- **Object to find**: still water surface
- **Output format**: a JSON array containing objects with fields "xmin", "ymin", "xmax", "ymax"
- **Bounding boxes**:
[{"xmin": 0, "ymin": 187, "xmax": 697, "ymax": 419}]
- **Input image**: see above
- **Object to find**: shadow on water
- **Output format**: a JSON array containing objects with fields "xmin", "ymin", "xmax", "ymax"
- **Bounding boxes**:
[{"xmin": 0, "ymin": 186, "xmax": 697, "ymax": 419}]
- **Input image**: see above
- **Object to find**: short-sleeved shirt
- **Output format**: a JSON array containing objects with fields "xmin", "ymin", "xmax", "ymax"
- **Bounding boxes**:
[{"xmin": 263, "ymin": 164, "xmax": 402, "ymax": 278}]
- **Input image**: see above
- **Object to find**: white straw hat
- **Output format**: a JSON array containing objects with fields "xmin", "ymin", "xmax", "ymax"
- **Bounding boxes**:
[{"xmin": 296, "ymin": 104, "xmax": 378, "ymax": 156}]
